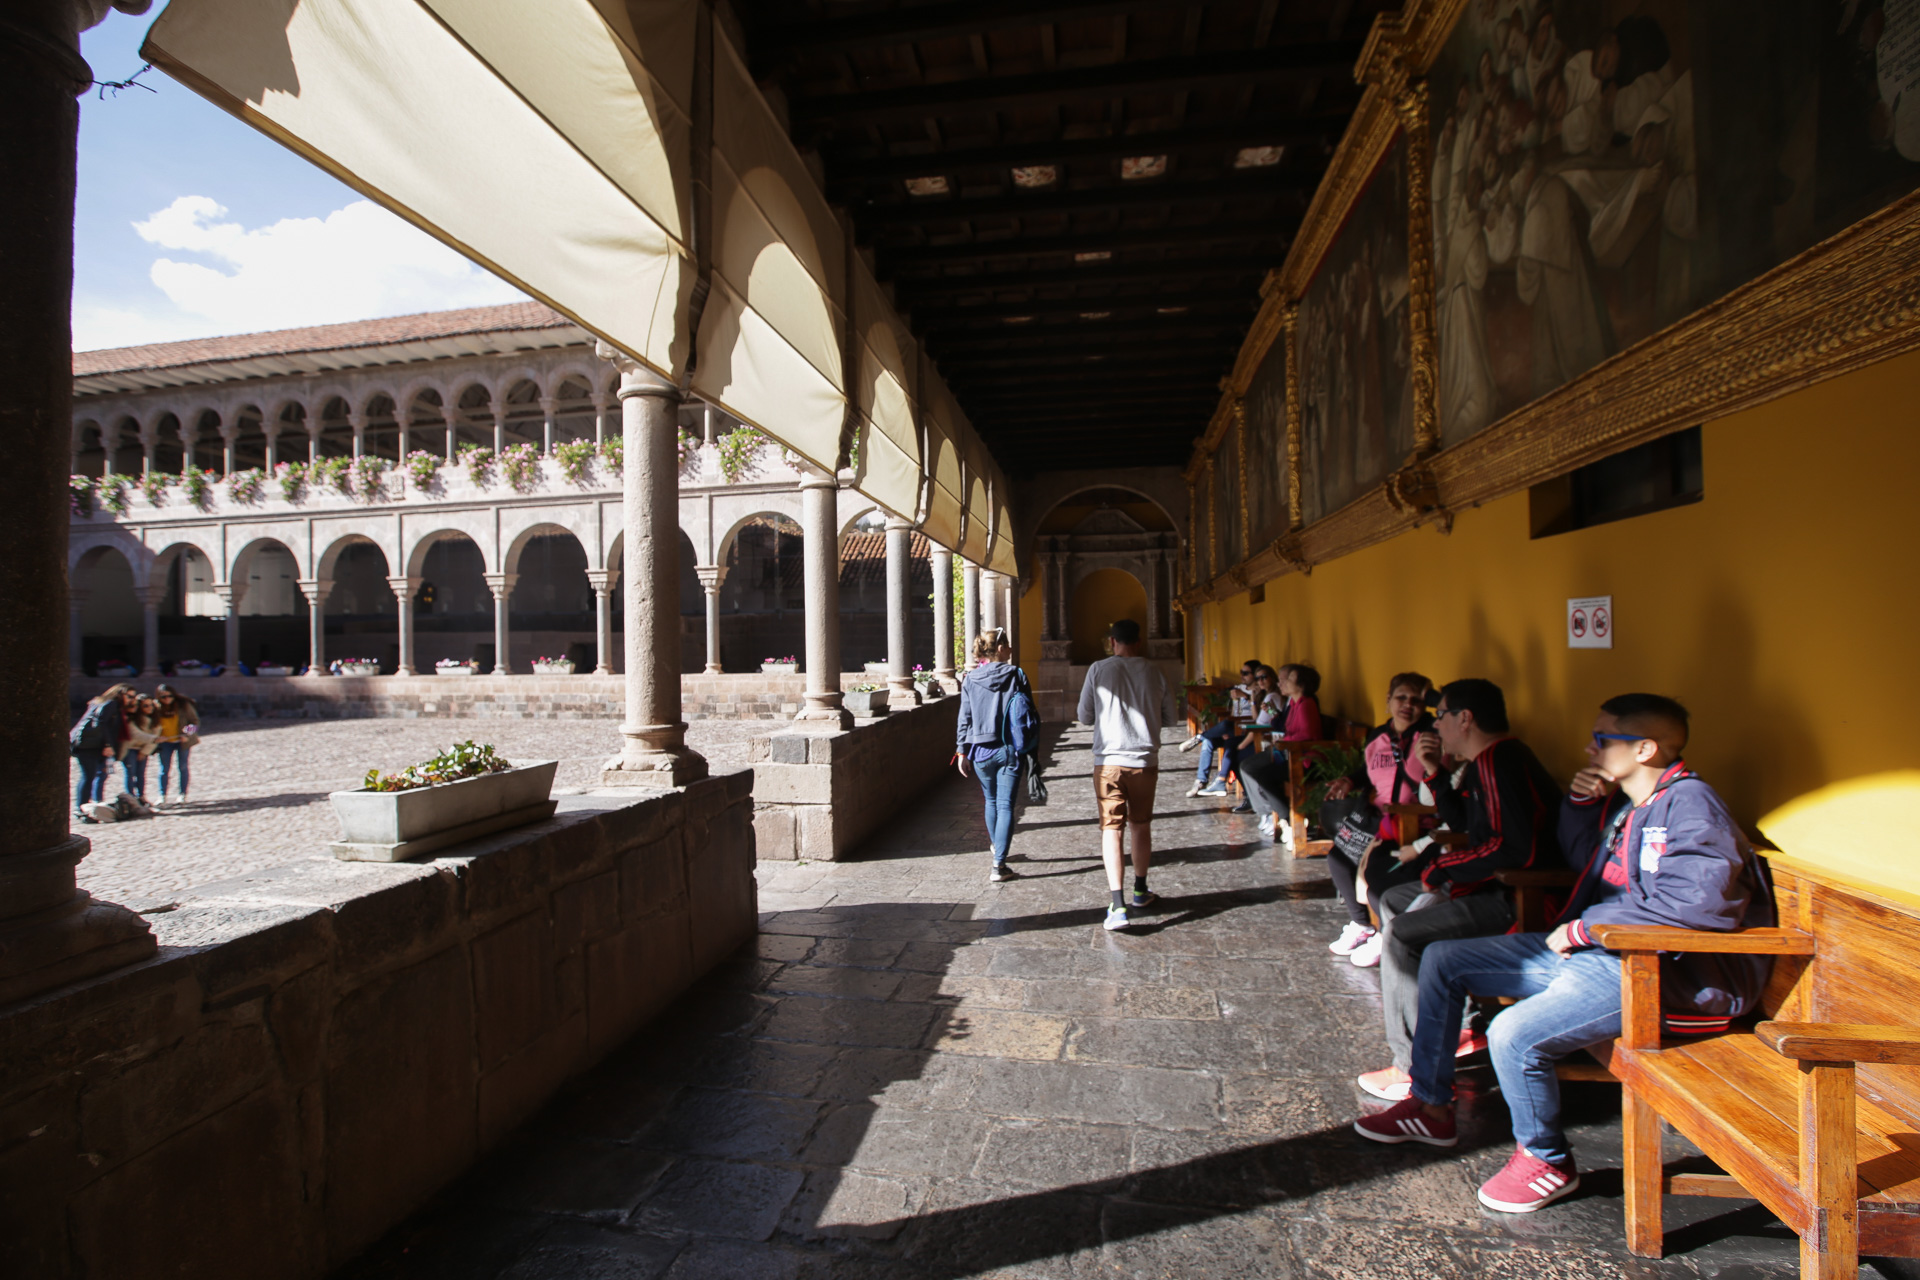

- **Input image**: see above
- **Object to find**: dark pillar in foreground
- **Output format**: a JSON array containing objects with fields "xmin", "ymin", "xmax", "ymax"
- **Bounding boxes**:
[{"xmin": 0, "ymin": 0, "xmax": 155, "ymax": 1005}]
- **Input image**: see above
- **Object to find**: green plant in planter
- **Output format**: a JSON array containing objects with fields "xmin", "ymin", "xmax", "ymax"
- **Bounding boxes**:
[
  {"xmin": 181, "ymin": 468, "xmax": 216, "ymax": 512},
  {"xmin": 226, "ymin": 468, "xmax": 265, "ymax": 504},
  {"xmin": 405, "ymin": 450, "xmax": 442, "ymax": 489},
  {"xmin": 96, "ymin": 473, "xmax": 131, "ymax": 515},
  {"xmin": 676, "ymin": 426, "xmax": 697, "ymax": 471},
  {"xmin": 597, "ymin": 437, "xmax": 622, "ymax": 475},
  {"xmin": 70, "ymin": 475, "xmax": 95, "ymax": 517},
  {"xmin": 554, "ymin": 440, "xmax": 597, "ymax": 485},
  {"xmin": 311, "ymin": 455, "xmax": 352, "ymax": 495},
  {"xmin": 139, "ymin": 470, "xmax": 173, "ymax": 506},
  {"xmin": 274, "ymin": 461, "xmax": 307, "ymax": 503},
  {"xmin": 500, "ymin": 443, "xmax": 541, "ymax": 493},
  {"xmin": 348, "ymin": 455, "xmax": 391, "ymax": 501},
  {"xmin": 849, "ymin": 682, "xmax": 878, "ymax": 693},
  {"xmin": 361, "ymin": 739, "xmax": 512, "ymax": 793},
  {"xmin": 1299, "ymin": 743, "xmax": 1366, "ymax": 823},
  {"xmin": 715, "ymin": 426, "xmax": 765, "ymax": 482},
  {"xmin": 459, "ymin": 443, "xmax": 495, "ymax": 486}
]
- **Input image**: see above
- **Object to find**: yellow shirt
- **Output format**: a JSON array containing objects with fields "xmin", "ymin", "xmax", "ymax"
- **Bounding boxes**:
[{"xmin": 158, "ymin": 712, "xmax": 180, "ymax": 738}]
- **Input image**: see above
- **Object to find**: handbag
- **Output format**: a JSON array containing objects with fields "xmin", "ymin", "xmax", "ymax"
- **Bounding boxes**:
[
  {"xmin": 1330, "ymin": 807, "xmax": 1378, "ymax": 862},
  {"xmin": 1024, "ymin": 753, "xmax": 1048, "ymax": 804}
]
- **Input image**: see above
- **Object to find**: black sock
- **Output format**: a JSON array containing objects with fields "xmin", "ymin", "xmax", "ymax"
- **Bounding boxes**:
[
  {"xmin": 1133, "ymin": 875, "xmax": 1149, "ymax": 895},
  {"xmin": 1110, "ymin": 889, "xmax": 1126, "ymax": 911}
]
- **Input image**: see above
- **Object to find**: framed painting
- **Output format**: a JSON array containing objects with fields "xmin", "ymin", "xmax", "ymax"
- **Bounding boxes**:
[{"xmin": 1242, "ymin": 330, "xmax": 1291, "ymax": 550}]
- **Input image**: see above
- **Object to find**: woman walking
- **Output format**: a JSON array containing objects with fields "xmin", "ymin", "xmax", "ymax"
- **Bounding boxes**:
[
  {"xmin": 954, "ymin": 628, "xmax": 1038, "ymax": 883},
  {"xmin": 152, "ymin": 684, "xmax": 201, "ymax": 806},
  {"xmin": 69, "ymin": 683, "xmax": 132, "ymax": 824}
]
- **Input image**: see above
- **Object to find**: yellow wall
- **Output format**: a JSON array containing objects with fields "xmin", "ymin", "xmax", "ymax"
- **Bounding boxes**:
[
  {"xmin": 1194, "ymin": 349, "xmax": 1920, "ymax": 829},
  {"xmin": 1070, "ymin": 568, "xmax": 1148, "ymax": 665}
]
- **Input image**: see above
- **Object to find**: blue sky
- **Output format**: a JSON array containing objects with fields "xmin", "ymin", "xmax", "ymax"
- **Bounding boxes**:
[{"xmin": 74, "ymin": 4, "xmax": 524, "ymax": 352}]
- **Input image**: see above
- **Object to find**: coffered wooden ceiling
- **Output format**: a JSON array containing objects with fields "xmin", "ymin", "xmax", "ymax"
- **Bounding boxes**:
[{"xmin": 736, "ymin": 0, "xmax": 1391, "ymax": 475}]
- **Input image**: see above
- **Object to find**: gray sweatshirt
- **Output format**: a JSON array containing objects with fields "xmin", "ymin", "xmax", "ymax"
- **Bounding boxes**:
[{"xmin": 1076, "ymin": 655, "xmax": 1167, "ymax": 768}]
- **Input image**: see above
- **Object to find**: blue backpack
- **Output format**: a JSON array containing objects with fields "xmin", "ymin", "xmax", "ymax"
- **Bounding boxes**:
[
  {"xmin": 999, "ymin": 686, "xmax": 1038, "ymax": 756},
  {"xmin": 70, "ymin": 701, "xmax": 112, "ymax": 751}
]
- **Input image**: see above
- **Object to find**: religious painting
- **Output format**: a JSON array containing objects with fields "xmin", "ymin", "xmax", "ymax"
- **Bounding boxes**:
[
  {"xmin": 1428, "ymin": 0, "xmax": 1920, "ymax": 444},
  {"xmin": 1296, "ymin": 134, "xmax": 1417, "ymax": 526},
  {"xmin": 1241, "ymin": 332, "xmax": 1291, "ymax": 550},
  {"xmin": 1213, "ymin": 429, "xmax": 1243, "ymax": 571}
]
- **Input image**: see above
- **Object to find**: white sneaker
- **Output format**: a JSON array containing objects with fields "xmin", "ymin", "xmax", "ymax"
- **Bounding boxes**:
[
  {"xmin": 1258, "ymin": 813, "xmax": 1276, "ymax": 837},
  {"xmin": 1178, "ymin": 735, "xmax": 1203, "ymax": 753},
  {"xmin": 1185, "ymin": 781, "xmax": 1209, "ymax": 797},
  {"xmin": 84, "ymin": 801, "xmax": 119, "ymax": 824},
  {"xmin": 1276, "ymin": 822, "xmax": 1295, "ymax": 850},
  {"xmin": 1349, "ymin": 933, "xmax": 1384, "ymax": 968},
  {"xmin": 1103, "ymin": 905, "xmax": 1132, "ymax": 932},
  {"xmin": 1329, "ymin": 922, "xmax": 1376, "ymax": 956}
]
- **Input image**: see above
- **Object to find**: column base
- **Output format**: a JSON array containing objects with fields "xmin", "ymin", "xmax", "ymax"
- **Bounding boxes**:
[
  {"xmin": 791, "ymin": 696, "xmax": 854, "ymax": 732},
  {"xmin": 886, "ymin": 678, "xmax": 922, "ymax": 710},
  {"xmin": 600, "ymin": 722, "xmax": 709, "ymax": 788},
  {"xmin": 0, "ymin": 841, "xmax": 156, "ymax": 1007},
  {"xmin": 393, "ymin": 666, "xmax": 414, "ymax": 677},
  {"xmin": 702, "ymin": 663, "xmax": 723, "ymax": 675},
  {"xmin": 594, "ymin": 665, "xmax": 613, "ymax": 676}
]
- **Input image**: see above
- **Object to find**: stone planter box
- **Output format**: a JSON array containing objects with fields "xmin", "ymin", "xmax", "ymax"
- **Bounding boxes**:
[
  {"xmin": 255, "ymin": 664, "xmax": 293, "ymax": 677},
  {"xmin": 328, "ymin": 759, "xmax": 559, "ymax": 862},
  {"xmin": 171, "ymin": 664, "xmax": 213, "ymax": 678},
  {"xmin": 843, "ymin": 689, "xmax": 890, "ymax": 717},
  {"xmin": 337, "ymin": 661, "xmax": 381, "ymax": 676},
  {"xmin": 435, "ymin": 663, "xmax": 477, "ymax": 676},
  {"xmin": 532, "ymin": 661, "xmax": 575, "ymax": 675},
  {"xmin": 761, "ymin": 662, "xmax": 797, "ymax": 675},
  {"xmin": 915, "ymin": 681, "xmax": 943, "ymax": 700},
  {"xmin": 863, "ymin": 662, "xmax": 891, "ymax": 676}
]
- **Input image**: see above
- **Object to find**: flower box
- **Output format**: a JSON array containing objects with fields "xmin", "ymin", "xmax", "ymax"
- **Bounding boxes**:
[
  {"xmin": 255, "ymin": 664, "xmax": 293, "ymax": 677},
  {"xmin": 863, "ymin": 661, "xmax": 892, "ymax": 676},
  {"xmin": 532, "ymin": 660, "xmax": 576, "ymax": 675},
  {"xmin": 172, "ymin": 661, "xmax": 212, "ymax": 678},
  {"xmin": 435, "ymin": 662, "xmax": 477, "ymax": 676},
  {"xmin": 760, "ymin": 662, "xmax": 797, "ymax": 675},
  {"xmin": 328, "ymin": 759, "xmax": 558, "ymax": 862},
  {"xmin": 337, "ymin": 660, "xmax": 381, "ymax": 676},
  {"xmin": 843, "ymin": 688, "xmax": 890, "ymax": 717},
  {"xmin": 95, "ymin": 663, "xmax": 135, "ymax": 678}
]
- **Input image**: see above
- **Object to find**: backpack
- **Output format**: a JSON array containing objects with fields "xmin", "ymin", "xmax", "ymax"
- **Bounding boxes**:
[
  {"xmin": 999, "ymin": 686, "xmax": 1038, "ymax": 757},
  {"xmin": 70, "ymin": 701, "xmax": 111, "ymax": 751}
]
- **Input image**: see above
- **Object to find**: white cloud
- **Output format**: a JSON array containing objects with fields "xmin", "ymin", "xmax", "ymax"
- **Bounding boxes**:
[{"xmin": 74, "ymin": 195, "xmax": 527, "ymax": 350}]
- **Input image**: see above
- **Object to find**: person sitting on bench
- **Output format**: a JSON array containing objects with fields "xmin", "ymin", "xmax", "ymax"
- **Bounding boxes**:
[
  {"xmin": 1318, "ymin": 671, "xmax": 1434, "ymax": 957},
  {"xmin": 1180, "ymin": 658, "xmax": 1262, "ymax": 797},
  {"xmin": 1235, "ymin": 663, "xmax": 1324, "ymax": 839},
  {"xmin": 1355, "ymin": 677, "xmax": 1559, "ymax": 1101},
  {"xmin": 1353, "ymin": 693, "xmax": 1774, "ymax": 1215},
  {"xmin": 1225, "ymin": 665, "xmax": 1288, "ymax": 814}
]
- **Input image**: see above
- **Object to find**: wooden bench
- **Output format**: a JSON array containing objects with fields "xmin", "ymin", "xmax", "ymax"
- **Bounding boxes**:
[
  {"xmin": 1238, "ymin": 715, "xmax": 1367, "ymax": 859},
  {"xmin": 1595, "ymin": 853, "xmax": 1920, "ymax": 1279}
]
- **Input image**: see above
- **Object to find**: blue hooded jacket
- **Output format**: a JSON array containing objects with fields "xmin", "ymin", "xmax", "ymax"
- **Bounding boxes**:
[
  {"xmin": 1553, "ymin": 762, "xmax": 1775, "ymax": 1033},
  {"xmin": 955, "ymin": 662, "xmax": 1036, "ymax": 757}
]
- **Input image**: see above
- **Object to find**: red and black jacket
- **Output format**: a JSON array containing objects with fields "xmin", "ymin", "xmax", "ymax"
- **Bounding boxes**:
[{"xmin": 1415, "ymin": 737, "xmax": 1560, "ymax": 898}]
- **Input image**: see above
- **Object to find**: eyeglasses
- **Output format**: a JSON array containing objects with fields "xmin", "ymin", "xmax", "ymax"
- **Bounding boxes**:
[
  {"xmin": 1433, "ymin": 707, "xmax": 1460, "ymax": 720},
  {"xmin": 1591, "ymin": 732, "xmax": 1646, "ymax": 750}
]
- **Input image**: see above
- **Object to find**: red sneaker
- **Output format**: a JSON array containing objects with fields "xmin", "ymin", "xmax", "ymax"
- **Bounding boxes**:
[
  {"xmin": 1352, "ymin": 1097, "xmax": 1457, "ymax": 1147},
  {"xmin": 1476, "ymin": 1147, "xmax": 1581, "ymax": 1212},
  {"xmin": 1456, "ymin": 1028, "xmax": 1489, "ymax": 1058},
  {"xmin": 1356, "ymin": 1065, "xmax": 1412, "ymax": 1101}
]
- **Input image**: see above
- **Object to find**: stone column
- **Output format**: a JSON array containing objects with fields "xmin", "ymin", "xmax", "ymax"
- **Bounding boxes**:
[
  {"xmin": 930, "ymin": 545, "xmax": 955, "ymax": 686},
  {"xmin": 349, "ymin": 409, "xmax": 366, "ymax": 460},
  {"xmin": 214, "ymin": 581, "xmax": 244, "ymax": 672},
  {"xmin": 961, "ymin": 562, "xmax": 980, "ymax": 668},
  {"xmin": 387, "ymin": 576, "xmax": 417, "ymax": 675},
  {"xmin": 442, "ymin": 407, "xmax": 460, "ymax": 463},
  {"xmin": 483, "ymin": 572, "xmax": 516, "ymax": 675},
  {"xmin": 596, "ymin": 344, "xmax": 706, "ymax": 784},
  {"xmin": 1001, "ymin": 575, "xmax": 1018, "ymax": 663},
  {"xmin": 793, "ymin": 464, "xmax": 852, "ymax": 728},
  {"xmin": 136, "ymin": 582, "xmax": 165, "ymax": 676},
  {"xmin": 298, "ymin": 579, "xmax": 331, "ymax": 674},
  {"xmin": 68, "ymin": 588, "xmax": 88, "ymax": 675},
  {"xmin": 696, "ymin": 566, "xmax": 725, "ymax": 674},
  {"xmin": 220, "ymin": 424, "xmax": 237, "ymax": 476},
  {"xmin": 178, "ymin": 422, "xmax": 199, "ymax": 475},
  {"xmin": 540, "ymin": 396, "xmax": 556, "ymax": 455},
  {"xmin": 306, "ymin": 424, "xmax": 320, "ymax": 465},
  {"xmin": 1145, "ymin": 552, "xmax": 1163, "ymax": 638},
  {"xmin": 981, "ymin": 570, "xmax": 1001, "ymax": 635},
  {"xmin": 491, "ymin": 407, "xmax": 506, "ymax": 456},
  {"xmin": 883, "ymin": 516, "xmax": 920, "ymax": 708},
  {"xmin": 585, "ymin": 569, "xmax": 615, "ymax": 675},
  {"xmin": 263, "ymin": 422, "xmax": 280, "ymax": 471},
  {"xmin": 0, "ymin": 0, "xmax": 158, "ymax": 1006},
  {"xmin": 592, "ymin": 391, "xmax": 608, "ymax": 448},
  {"xmin": 138, "ymin": 424, "xmax": 156, "ymax": 475}
]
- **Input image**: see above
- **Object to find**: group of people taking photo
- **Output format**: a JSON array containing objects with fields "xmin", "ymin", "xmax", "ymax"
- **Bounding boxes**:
[
  {"xmin": 961, "ymin": 634, "xmax": 1774, "ymax": 1220},
  {"xmin": 69, "ymin": 683, "xmax": 201, "ymax": 824}
]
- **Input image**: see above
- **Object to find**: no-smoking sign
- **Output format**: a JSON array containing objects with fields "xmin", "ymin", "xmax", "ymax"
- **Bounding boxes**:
[{"xmin": 1568, "ymin": 596, "xmax": 1613, "ymax": 649}]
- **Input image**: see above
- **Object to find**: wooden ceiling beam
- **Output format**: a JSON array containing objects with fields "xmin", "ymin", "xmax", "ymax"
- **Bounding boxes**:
[
  {"xmin": 855, "ymin": 170, "xmax": 1310, "ymax": 227},
  {"xmin": 916, "ymin": 295, "xmax": 1255, "ymax": 329},
  {"xmin": 791, "ymin": 42, "xmax": 1364, "ymax": 130},
  {"xmin": 753, "ymin": 1, "xmax": 1171, "ymax": 58},
  {"xmin": 894, "ymin": 255, "xmax": 1262, "ymax": 299},
  {"xmin": 873, "ymin": 222, "xmax": 1288, "ymax": 269}
]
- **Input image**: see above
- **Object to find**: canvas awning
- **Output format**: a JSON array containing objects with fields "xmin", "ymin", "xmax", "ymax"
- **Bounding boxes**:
[{"xmin": 144, "ymin": 0, "xmax": 1016, "ymax": 567}]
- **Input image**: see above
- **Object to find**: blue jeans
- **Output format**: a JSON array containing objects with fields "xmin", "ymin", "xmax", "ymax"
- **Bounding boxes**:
[
  {"xmin": 1410, "ymin": 932, "xmax": 1623, "ymax": 1165},
  {"xmin": 972, "ymin": 746, "xmax": 1021, "ymax": 862},
  {"xmin": 73, "ymin": 750, "xmax": 108, "ymax": 810},
  {"xmin": 157, "ymin": 742, "xmax": 190, "ymax": 797},
  {"xmin": 122, "ymin": 753, "xmax": 148, "ymax": 799},
  {"xmin": 1194, "ymin": 720, "xmax": 1233, "ymax": 784}
]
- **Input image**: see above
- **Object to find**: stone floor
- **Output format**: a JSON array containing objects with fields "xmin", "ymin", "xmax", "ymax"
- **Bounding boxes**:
[
  {"xmin": 334, "ymin": 726, "xmax": 1841, "ymax": 1280},
  {"xmin": 71, "ymin": 718, "xmax": 766, "ymax": 904}
]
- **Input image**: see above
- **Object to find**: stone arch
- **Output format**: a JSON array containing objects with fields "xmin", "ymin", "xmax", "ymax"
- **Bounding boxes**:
[
  {"xmin": 316, "ymin": 533, "xmax": 398, "ymax": 622},
  {"xmin": 502, "ymin": 517, "xmax": 591, "ymax": 577},
  {"xmin": 148, "ymin": 536, "xmax": 226, "ymax": 622},
  {"xmin": 316, "ymin": 525, "xmax": 400, "ymax": 582},
  {"xmin": 71, "ymin": 531, "xmax": 152, "ymax": 592},
  {"xmin": 714, "ymin": 500, "xmax": 803, "ymax": 568},
  {"xmin": 228, "ymin": 535, "xmax": 307, "ymax": 627},
  {"xmin": 404, "ymin": 521, "xmax": 497, "ymax": 580},
  {"xmin": 1067, "ymin": 566, "xmax": 1149, "ymax": 666}
]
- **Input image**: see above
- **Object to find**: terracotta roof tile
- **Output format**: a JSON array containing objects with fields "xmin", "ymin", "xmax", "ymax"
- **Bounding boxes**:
[{"xmin": 73, "ymin": 302, "xmax": 578, "ymax": 376}]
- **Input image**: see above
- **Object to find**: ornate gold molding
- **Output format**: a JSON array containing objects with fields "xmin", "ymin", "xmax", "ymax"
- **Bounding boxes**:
[
  {"xmin": 1395, "ymin": 79, "xmax": 1439, "ymax": 457},
  {"xmin": 1204, "ymin": 458, "xmax": 1218, "ymax": 580},
  {"xmin": 1281, "ymin": 304, "xmax": 1303, "ymax": 530},
  {"xmin": 1232, "ymin": 397, "xmax": 1250, "ymax": 557}
]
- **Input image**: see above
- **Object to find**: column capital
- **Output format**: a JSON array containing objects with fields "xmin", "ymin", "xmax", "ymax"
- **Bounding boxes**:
[
  {"xmin": 883, "ymin": 514, "xmax": 914, "ymax": 533},
  {"xmin": 695, "ymin": 564, "xmax": 727, "ymax": 591},
  {"xmin": 348, "ymin": 409, "xmax": 368, "ymax": 431},
  {"xmin": 595, "ymin": 341, "xmax": 679, "ymax": 399},
  {"xmin": 794, "ymin": 461, "xmax": 837, "ymax": 492},
  {"xmin": 385, "ymin": 575, "xmax": 420, "ymax": 594},
  {"xmin": 584, "ymin": 568, "xmax": 615, "ymax": 592},
  {"xmin": 481, "ymin": 572, "xmax": 518, "ymax": 599},
  {"xmin": 296, "ymin": 577, "xmax": 332, "ymax": 602},
  {"xmin": 211, "ymin": 580, "xmax": 244, "ymax": 609},
  {"xmin": 133, "ymin": 582, "xmax": 168, "ymax": 609}
]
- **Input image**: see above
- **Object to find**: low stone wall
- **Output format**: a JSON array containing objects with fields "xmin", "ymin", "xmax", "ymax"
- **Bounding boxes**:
[
  {"xmin": 65, "ymin": 672, "xmax": 883, "ymax": 722},
  {"xmin": 0, "ymin": 775, "xmax": 756, "ymax": 1278},
  {"xmin": 749, "ymin": 698, "xmax": 961, "ymax": 861}
]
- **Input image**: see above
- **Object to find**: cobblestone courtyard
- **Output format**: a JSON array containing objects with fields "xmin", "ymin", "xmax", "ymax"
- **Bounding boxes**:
[
  {"xmin": 327, "ymin": 727, "xmax": 1812, "ymax": 1280},
  {"xmin": 72, "ymin": 717, "xmax": 767, "ymax": 904}
]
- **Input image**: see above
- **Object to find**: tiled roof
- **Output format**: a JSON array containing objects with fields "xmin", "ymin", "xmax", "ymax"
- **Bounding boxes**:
[
  {"xmin": 73, "ymin": 302, "xmax": 577, "ymax": 376},
  {"xmin": 838, "ymin": 530, "xmax": 932, "ymax": 586}
]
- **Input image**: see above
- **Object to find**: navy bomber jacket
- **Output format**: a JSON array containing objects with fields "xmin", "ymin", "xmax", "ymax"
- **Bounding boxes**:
[{"xmin": 1553, "ymin": 761, "xmax": 1775, "ymax": 1034}]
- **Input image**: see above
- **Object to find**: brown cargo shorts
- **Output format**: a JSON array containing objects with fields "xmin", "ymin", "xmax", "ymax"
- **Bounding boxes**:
[{"xmin": 1094, "ymin": 766, "xmax": 1156, "ymax": 830}]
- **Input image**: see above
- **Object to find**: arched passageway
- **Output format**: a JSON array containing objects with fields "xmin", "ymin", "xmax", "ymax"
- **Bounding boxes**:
[
  {"xmin": 1068, "ymin": 568, "xmax": 1148, "ymax": 666},
  {"xmin": 718, "ymin": 513, "xmax": 804, "ymax": 673}
]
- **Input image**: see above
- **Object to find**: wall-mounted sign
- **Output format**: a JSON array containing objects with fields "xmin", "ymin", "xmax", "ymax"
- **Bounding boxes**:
[{"xmin": 1568, "ymin": 596, "xmax": 1613, "ymax": 650}]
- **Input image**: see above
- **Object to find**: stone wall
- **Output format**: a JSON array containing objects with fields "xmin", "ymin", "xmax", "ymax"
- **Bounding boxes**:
[
  {"xmin": 66, "ymin": 673, "xmax": 884, "ymax": 722},
  {"xmin": 749, "ymin": 698, "xmax": 961, "ymax": 861},
  {"xmin": 0, "ymin": 777, "xmax": 757, "ymax": 1278}
]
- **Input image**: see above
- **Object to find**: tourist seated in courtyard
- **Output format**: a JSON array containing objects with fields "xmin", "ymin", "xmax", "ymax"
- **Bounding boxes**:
[
  {"xmin": 1235, "ymin": 663, "xmax": 1325, "ymax": 842},
  {"xmin": 1317, "ymin": 671, "xmax": 1434, "ymax": 957},
  {"xmin": 1224, "ymin": 664, "xmax": 1287, "ymax": 814},
  {"xmin": 1354, "ymin": 693, "xmax": 1774, "ymax": 1214},
  {"xmin": 1356, "ymin": 677, "xmax": 1560, "ymax": 1102},
  {"xmin": 1180, "ymin": 658, "xmax": 1262, "ymax": 797}
]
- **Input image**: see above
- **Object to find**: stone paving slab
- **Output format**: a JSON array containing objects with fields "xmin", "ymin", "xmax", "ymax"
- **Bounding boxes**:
[
  {"xmin": 334, "ymin": 726, "xmax": 1848, "ymax": 1279},
  {"xmin": 70, "ymin": 718, "xmax": 764, "ymax": 904}
]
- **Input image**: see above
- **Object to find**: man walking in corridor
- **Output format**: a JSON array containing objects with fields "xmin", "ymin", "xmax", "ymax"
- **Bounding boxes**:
[{"xmin": 1078, "ymin": 618, "xmax": 1167, "ymax": 931}]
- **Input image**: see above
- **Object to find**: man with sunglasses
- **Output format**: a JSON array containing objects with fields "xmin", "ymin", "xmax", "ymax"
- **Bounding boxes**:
[
  {"xmin": 1354, "ymin": 693, "xmax": 1773, "ymax": 1217},
  {"xmin": 1180, "ymin": 658, "xmax": 1262, "ymax": 797}
]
